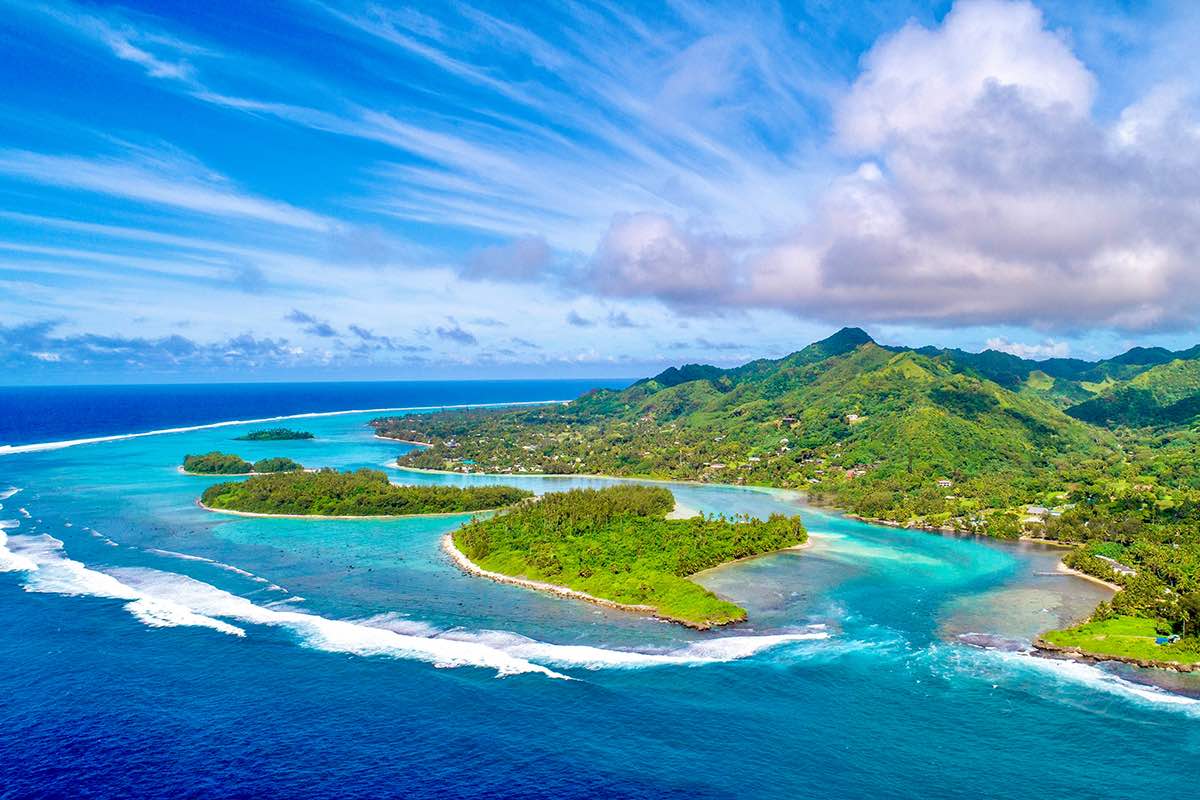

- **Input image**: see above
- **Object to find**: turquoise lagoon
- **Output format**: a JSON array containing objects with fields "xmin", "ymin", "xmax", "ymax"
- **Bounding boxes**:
[{"xmin": 1, "ymin": 396, "xmax": 1197, "ymax": 799}]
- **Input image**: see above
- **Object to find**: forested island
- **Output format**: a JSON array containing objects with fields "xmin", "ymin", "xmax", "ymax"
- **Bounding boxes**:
[
  {"xmin": 450, "ymin": 485, "xmax": 806, "ymax": 627},
  {"xmin": 182, "ymin": 452, "xmax": 303, "ymax": 475},
  {"xmin": 375, "ymin": 328, "xmax": 1200, "ymax": 664},
  {"xmin": 234, "ymin": 428, "xmax": 315, "ymax": 441},
  {"xmin": 200, "ymin": 468, "xmax": 532, "ymax": 517}
]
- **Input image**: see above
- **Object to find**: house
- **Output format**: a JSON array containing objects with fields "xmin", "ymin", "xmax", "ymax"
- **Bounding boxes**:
[
  {"xmin": 845, "ymin": 467, "xmax": 867, "ymax": 479},
  {"xmin": 937, "ymin": 479, "xmax": 953, "ymax": 488},
  {"xmin": 845, "ymin": 413, "xmax": 860, "ymax": 423},
  {"xmin": 781, "ymin": 416, "xmax": 798, "ymax": 425}
]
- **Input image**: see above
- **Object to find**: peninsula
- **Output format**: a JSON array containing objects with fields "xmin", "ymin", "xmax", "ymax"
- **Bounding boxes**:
[
  {"xmin": 374, "ymin": 328, "xmax": 1200, "ymax": 663},
  {"xmin": 200, "ymin": 467, "xmax": 531, "ymax": 516},
  {"xmin": 449, "ymin": 485, "xmax": 806, "ymax": 628}
]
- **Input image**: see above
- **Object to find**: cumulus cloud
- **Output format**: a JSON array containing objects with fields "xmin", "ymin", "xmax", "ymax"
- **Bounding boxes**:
[
  {"xmin": 284, "ymin": 309, "xmax": 338, "ymax": 338},
  {"xmin": 434, "ymin": 319, "xmax": 477, "ymax": 345},
  {"xmin": 0, "ymin": 320, "xmax": 302, "ymax": 370},
  {"xmin": 985, "ymin": 337, "xmax": 1070, "ymax": 359},
  {"xmin": 583, "ymin": 0, "xmax": 1200, "ymax": 334},
  {"xmin": 566, "ymin": 310, "xmax": 594, "ymax": 327},
  {"xmin": 586, "ymin": 213, "xmax": 736, "ymax": 308},
  {"xmin": 606, "ymin": 310, "xmax": 642, "ymax": 328},
  {"xmin": 348, "ymin": 324, "xmax": 428, "ymax": 352},
  {"xmin": 834, "ymin": 0, "xmax": 1095, "ymax": 152},
  {"xmin": 461, "ymin": 236, "xmax": 554, "ymax": 282},
  {"xmin": 669, "ymin": 337, "xmax": 746, "ymax": 352}
]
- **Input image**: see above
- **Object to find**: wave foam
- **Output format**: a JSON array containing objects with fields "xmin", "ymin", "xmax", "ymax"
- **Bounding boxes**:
[
  {"xmin": 440, "ymin": 628, "xmax": 829, "ymax": 669},
  {"xmin": 1, "ymin": 534, "xmax": 836, "ymax": 679},
  {"xmin": 1, "ymin": 534, "xmax": 244, "ymax": 637},
  {"xmin": 991, "ymin": 649, "xmax": 1200, "ymax": 714},
  {"xmin": 0, "ymin": 487, "xmax": 18, "ymax": 501},
  {"xmin": 146, "ymin": 548, "xmax": 275, "ymax": 585},
  {"xmin": 0, "ymin": 400, "xmax": 566, "ymax": 455},
  {"xmin": 0, "ymin": 532, "xmax": 37, "ymax": 572},
  {"xmin": 0, "ymin": 519, "xmax": 19, "ymax": 530},
  {"xmin": 109, "ymin": 567, "xmax": 567, "ymax": 678}
]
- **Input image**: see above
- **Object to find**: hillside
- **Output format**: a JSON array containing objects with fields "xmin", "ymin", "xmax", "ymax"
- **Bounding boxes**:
[
  {"xmin": 1067, "ymin": 359, "xmax": 1200, "ymax": 428},
  {"xmin": 375, "ymin": 328, "xmax": 1117, "ymax": 533},
  {"xmin": 374, "ymin": 328, "xmax": 1200, "ymax": 642}
]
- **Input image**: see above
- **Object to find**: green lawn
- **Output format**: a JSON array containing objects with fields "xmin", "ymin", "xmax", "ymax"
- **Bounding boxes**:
[{"xmin": 1042, "ymin": 616, "xmax": 1200, "ymax": 665}]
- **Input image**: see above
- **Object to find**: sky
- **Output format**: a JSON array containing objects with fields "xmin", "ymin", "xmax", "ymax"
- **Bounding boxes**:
[{"xmin": 3, "ymin": 0, "xmax": 1200, "ymax": 383}]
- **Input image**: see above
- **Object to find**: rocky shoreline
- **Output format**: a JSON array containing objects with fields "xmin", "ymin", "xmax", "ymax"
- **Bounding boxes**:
[{"xmin": 1033, "ymin": 637, "xmax": 1199, "ymax": 673}]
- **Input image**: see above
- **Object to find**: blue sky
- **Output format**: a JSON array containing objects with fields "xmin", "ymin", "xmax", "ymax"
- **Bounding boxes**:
[{"xmin": 2, "ymin": 0, "xmax": 1200, "ymax": 382}]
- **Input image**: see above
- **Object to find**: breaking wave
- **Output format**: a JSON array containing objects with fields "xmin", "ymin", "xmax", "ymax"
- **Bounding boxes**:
[
  {"xmin": 930, "ymin": 641, "xmax": 1200, "ymax": 716},
  {"xmin": 0, "ymin": 534, "xmax": 828, "ymax": 679},
  {"xmin": 0, "ymin": 400, "xmax": 566, "ymax": 456},
  {"xmin": 1, "ymin": 533, "xmax": 244, "ymax": 637}
]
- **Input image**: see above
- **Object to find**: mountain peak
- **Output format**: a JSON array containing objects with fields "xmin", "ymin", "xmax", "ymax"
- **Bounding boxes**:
[{"xmin": 817, "ymin": 327, "xmax": 875, "ymax": 352}]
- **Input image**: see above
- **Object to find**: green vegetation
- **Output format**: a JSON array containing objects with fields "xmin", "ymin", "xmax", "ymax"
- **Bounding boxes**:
[
  {"xmin": 372, "ymin": 327, "xmax": 1200, "ymax": 655},
  {"xmin": 183, "ymin": 452, "xmax": 253, "ymax": 474},
  {"xmin": 182, "ymin": 452, "xmax": 303, "ymax": 474},
  {"xmin": 1067, "ymin": 360, "xmax": 1200, "ymax": 428},
  {"xmin": 201, "ymin": 468, "xmax": 532, "ymax": 516},
  {"xmin": 1041, "ymin": 616, "xmax": 1200, "ymax": 666},
  {"xmin": 234, "ymin": 428, "xmax": 315, "ymax": 441},
  {"xmin": 453, "ymin": 485, "xmax": 806, "ymax": 627},
  {"xmin": 250, "ymin": 457, "xmax": 304, "ymax": 473}
]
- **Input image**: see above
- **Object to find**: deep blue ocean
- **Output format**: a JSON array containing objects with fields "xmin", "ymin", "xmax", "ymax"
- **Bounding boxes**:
[{"xmin": 1, "ymin": 381, "xmax": 1197, "ymax": 799}]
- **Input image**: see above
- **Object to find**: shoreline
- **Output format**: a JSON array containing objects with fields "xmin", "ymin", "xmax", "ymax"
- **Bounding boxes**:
[
  {"xmin": 1032, "ymin": 636, "xmax": 1199, "ymax": 674},
  {"xmin": 441, "ymin": 532, "xmax": 809, "ymax": 630},
  {"xmin": 0, "ymin": 398, "xmax": 570, "ymax": 457},
  {"xmin": 178, "ymin": 466, "xmax": 318, "ymax": 477},
  {"xmin": 690, "ymin": 539, "xmax": 811, "ymax": 579},
  {"xmin": 1054, "ymin": 559, "xmax": 1122, "ymax": 592},
  {"xmin": 196, "ymin": 499, "xmax": 501, "ymax": 520},
  {"xmin": 439, "ymin": 533, "xmax": 687, "ymax": 623},
  {"xmin": 388, "ymin": 461, "xmax": 798, "ymax": 497},
  {"xmin": 390, "ymin": 458, "xmax": 1149, "ymax": 667},
  {"xmin": 375, "ymin": 435, "xmax": 434, "ymax": 446}
]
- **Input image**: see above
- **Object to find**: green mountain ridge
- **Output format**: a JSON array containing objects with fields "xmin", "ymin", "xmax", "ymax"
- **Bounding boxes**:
[
  {"xmin": 372, "ymin": 326, "xmax": 1200, "ymax": 649},
  {"xmin": 629, "ymin": 327, "xmax": 1200, "ymax": 430}
]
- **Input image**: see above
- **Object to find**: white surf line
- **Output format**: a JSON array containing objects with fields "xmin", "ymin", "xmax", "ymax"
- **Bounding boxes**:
[
  {"xmin": 145, "ymin": 547, "xmax": 285, "ymax": 589},
  {"xmin": 0, "ymin": 399, "xmax": 570, "ymax": 456},
  {"xmin": 1, "ymin": 532, "xmax": 830, "ymax": 678},
  {"xmin": 0, "ymin": 533, "xmax": 245, "ymax": 636},
  {"xmin": 987, "ymin": 648, "xmax": 1200, "ymax": 716}
]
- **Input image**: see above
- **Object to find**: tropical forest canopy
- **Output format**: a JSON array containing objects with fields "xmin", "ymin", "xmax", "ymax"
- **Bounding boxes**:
[
  {"xmin": 453, "ymin": 485, "xmax": 806, "ymax": 627},
  {"xmin": 201, "ymin": 468, "xmax": 531, "ymax": 516},
  {"xmin": 234, "ymin": 428, "xmax": 315, "ymax": 441},
  {"xmin": 182, "ymin": 452, "xmax": 302, "ymax": 474},
  {"xmin": 376, "ymin": 328, "xmax": 1200, "ymax": 646}
]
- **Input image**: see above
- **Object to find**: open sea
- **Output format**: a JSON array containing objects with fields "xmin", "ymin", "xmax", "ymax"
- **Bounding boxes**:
[{"xmin": 1, "ymin": 380, "xmax": 1197, "ymax": 799}]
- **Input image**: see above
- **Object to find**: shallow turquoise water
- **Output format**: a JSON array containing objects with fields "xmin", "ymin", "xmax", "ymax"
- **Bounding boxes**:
[{"xmin": 2, "ymin": 403, "xmax": 1198, "ymax": 798}]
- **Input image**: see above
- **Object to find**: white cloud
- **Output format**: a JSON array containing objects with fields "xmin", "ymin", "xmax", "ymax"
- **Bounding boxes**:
[
  {"xmin": 985, "ymin": 337, "xmax": 1070, "ymax": 359},
  {"xmin": 584, "ymin": 0, "xmax": 1200, "ymax": 333},
  {"xmin": 836, "ymin": 0, "xmax": 1095, "ymax": 151},
  {"xmin": 0, "ymin": 147, "xmax": 333, "ymax": 232}
]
